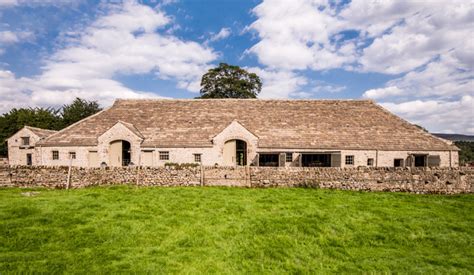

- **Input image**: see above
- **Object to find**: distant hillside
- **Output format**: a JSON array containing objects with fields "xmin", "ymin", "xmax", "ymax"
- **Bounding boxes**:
[{"xmin": 432, "ymin": 133, "xmax": 474, "ymax": 142}]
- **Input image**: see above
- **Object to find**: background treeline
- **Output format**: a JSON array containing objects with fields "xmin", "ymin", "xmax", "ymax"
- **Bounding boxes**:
[
  {"xmin": 456, "ymin": 141, "xmax": 474, "ymax": 165},
  {"xmin": 0, "ymin": 98, "xmax": 102, "ymax": 157}
]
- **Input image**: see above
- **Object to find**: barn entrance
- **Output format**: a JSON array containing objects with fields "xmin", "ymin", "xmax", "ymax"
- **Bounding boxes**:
[
  {"xmin": 223, "ymin": 139, "xmax": 247, "ymax": 166},
  {"xmin": 109, "ymin": 140, "xmax": 131, "ymax": 166}
]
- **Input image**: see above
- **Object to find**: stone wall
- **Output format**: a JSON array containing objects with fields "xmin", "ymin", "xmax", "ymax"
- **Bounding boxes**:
[
  {"xmin": 0, "ymin": 166, "xmax": 201, "ymax": 188},
  {"xmin": 0, "ymin": 165, "xmax": 472, "ymax": 194},
  {"xmin": 250, "ymin": 167, "xmax": 473, "ymax": 194}
]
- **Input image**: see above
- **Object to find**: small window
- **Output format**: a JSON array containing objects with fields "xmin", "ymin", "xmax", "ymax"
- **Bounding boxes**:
[
  {"xmin": 159, "ymin": 151, "xmax": 169, "ymax": 160},
  {"xmin": 194, "ymin": 153, "xmax": 202, "ymax": 163},
  {"xmin": 69, "ymin": 152, "xmax": 76, "ymax": 159},
  {"xmin": 52, "ymin": 150, "xmax": 59, "ymax": 160},
  {"xmin": 394, "ymin": 159, "xmax": 404, "ymax": 167},
  {"xmin": 367, "ymin": 158, "xmax": 374, "ymax": 166},
  {"xmin": 21, "ymin": 137, "xmax": 30, "ymax": 146},
  {"xmin": 345, "ymin": 155, "xmax": 354, "ymax": 165},
  {"xmin": 285, "ymin": 152, "xmax": 293, "ymax": 162}
]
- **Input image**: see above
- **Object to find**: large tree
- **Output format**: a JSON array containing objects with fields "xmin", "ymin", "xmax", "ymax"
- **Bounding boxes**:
[
  {"xmin": 61, "ymin": 98, "xmax": 102, "ymax": 127},
  {"xmin": 198, "ymin": 63, "xmax": 262, "ymax": 98}
]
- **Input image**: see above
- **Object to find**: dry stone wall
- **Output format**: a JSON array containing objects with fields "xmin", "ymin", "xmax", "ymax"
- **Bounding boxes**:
[
  {"xmin": 0, "ymin": 165, "xmax": 472, "ymax": 194},
  {"xmin": 250, "ymin": 167, "xmax": 473, "ymax": 194}
]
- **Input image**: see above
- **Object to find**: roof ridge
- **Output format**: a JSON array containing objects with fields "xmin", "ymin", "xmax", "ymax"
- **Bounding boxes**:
[
  {"xmin": 24, "ymin": 126, "xmax": 57, "ymax": 132},
  {"xmin": 114, "ymin": 98, "xmax": 374, "ymax": 103}
]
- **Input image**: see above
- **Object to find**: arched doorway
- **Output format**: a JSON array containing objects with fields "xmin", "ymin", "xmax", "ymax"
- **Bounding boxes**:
[
  {"xmin": 109, "ymin": 140, "xmax": 131, "ymax": 166},
  {"xmin": 223, "ymin": 139, "xmax": 247, "ymax": 166}
]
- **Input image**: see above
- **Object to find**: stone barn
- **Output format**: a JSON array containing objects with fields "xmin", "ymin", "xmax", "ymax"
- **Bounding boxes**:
[{"xmin": 7, "ymin": 99, "xmax": 459, "ymax": 168}]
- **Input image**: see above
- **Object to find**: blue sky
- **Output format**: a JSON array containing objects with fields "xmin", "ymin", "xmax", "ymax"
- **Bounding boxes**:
[{"xmin": 0, "ymin": 0, "xmax": 472, "ymax": 134}]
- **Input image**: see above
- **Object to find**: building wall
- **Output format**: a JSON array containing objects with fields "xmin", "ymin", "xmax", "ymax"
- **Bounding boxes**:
[
  {"xmin": 31, "ymin": 146, "xmax": 459, "ymax": 168},
  {"xmin": 139, "ymin": 147, "xmax": 218, "ymax": 166},
  {"xmin": 35, "ymin": 146, "xmax": 98, "ymax": 167},
  {"xmin": 7, "ymin": 128, "xmax": 42, "ymax": 166}
]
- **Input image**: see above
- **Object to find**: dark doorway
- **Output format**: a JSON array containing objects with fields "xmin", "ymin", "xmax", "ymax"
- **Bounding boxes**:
[
  {"xmin": 414, "ymin": 155, "xmax": 426, "ymax": 167},
  {"xmin": 259, "ymin": 154, "xmax": 279, "ymax": 167},
  {"xmin": 122, "ymin": 141, "xmax": 131, "ymax": 166},
  {"xmin": 26, "ymin": 153, "xmax": 32, "ymax": 166},
  {"xmin": 236, "ymin": 140, "xmax": 247, "ymax": 166},
  {"xmin": 302, "ymin": 154, "xmax": 331, "ymax": 167}
]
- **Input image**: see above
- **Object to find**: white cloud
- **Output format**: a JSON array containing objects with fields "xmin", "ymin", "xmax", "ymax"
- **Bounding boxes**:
[
  {"xmin": 0, "ymin": 1, "xmax": 218, "ymax": 113},
  {"xmin": 356, "ymin": 1, "xmax": 474, "ymax": 74},
  {"xmin": 363, "ymin": 86, "xmax": 403, "ymax": 99},
  {"xmin": 247, "ymin": 0, "xmax": 474, "ymax": 133},
  {"xmin": 247, "ymin": 67, "xmax": 308, "ymax": 98},
  {"xmin": 0, "ymin": 0, "xmax": 17, "ymax": 7},
  {"xmin": 0, "ymin": 0, "xmax": 81, "ymax": 8},
  {"xmin": 0, "ymin": 30, "xmax": 33, "ymax": 54},
  {"xmin": 312, "ymin": 83, "xmax": 346, "ymax": 94},
  {"xmin": 381, "ymin": 96, "xmax": 474, "ymax": 134},
  {"xmin": 209, "ymin": 27, "xmax": 231, "ymax": 42},
  {"xmin": 0, "ymin": 31, "xmax": 18, "ymax": 43},
  {"xmin": 247, "ymin": 0, "xmax": 354, "ymax": 71},
  {"xmin": 248, "ymin": 0, "xmax": 474, "ymax": 74}
]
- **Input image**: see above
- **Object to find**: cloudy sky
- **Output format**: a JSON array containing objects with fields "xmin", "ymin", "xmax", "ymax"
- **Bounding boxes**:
[{"xmin": 0, "ymin": 0, "xmax": 472, "ymax": 134}]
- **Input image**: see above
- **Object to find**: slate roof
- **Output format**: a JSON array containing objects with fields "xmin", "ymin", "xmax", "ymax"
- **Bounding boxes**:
[
  {"xmin": 38, "ymin": 99, "xmax": 458, "ymax": 151},
  {"xmin": 25, "ymin": 126, "xmax": 58, "ymax": 139}
]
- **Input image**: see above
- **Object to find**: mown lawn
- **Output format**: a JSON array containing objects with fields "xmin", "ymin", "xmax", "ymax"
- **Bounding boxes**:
[{"xmin": 0, "ymin": 186, "xmax": 472, "ymax": 273}]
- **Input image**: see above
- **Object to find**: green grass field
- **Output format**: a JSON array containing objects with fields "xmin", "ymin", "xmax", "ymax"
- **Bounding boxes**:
[{"xmin": 0, "ymin": 186, "xmax": 472, "ymax": 273}]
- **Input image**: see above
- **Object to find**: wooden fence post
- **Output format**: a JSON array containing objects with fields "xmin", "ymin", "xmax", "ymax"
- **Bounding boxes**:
[
  {"xmin": 66, "ymin": 157, "xmax": 72, "ymax": 189},
  {"xmin": 246, "ymin": 165, "xmax": 251, "ymax": 187},
  {"xmin": 200, "ymin": 164, "xmax": 204, "ymax": 186}
]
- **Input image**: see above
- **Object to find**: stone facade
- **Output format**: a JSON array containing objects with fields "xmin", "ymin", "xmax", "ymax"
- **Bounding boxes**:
[
  {"xmin": 0, "ymin": 166, "xmax": 472, "ymax": 194},
  {"xmin": 7, "ymin": 127, "xmax": 57, "ymax": 166}
]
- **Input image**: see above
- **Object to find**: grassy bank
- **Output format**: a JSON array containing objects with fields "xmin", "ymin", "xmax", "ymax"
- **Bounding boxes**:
[{"xmin": 0, "ymin": 186, "xmax": 472, "ymax": 273}]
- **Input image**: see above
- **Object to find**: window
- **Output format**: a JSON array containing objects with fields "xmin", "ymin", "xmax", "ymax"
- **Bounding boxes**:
[
  {"xmin": 394, "ymin": 159, "xmax": 404, "ymax": 167},
  {"xmin": 194, "ymin": 154, "xmax": 202, "ymax": 163},
  {"xmin": 21, "ymin": 137, "xmax": 30, "ymax": 146},
  {"xmin": 414, "ymin": 155, "xmax": 426, "ymax": 167},
  {"xmin": 302, "ymin": 154, "xmax": 332, "ymax": 167},
  {"xmin": 69, "ymin": 152, "xmax": 76, "ymax": 159},
  {"xmin": 259, "ymin": 154, "xmax": 279, "ymax": 167},
  {"xmin": 367, "ymin": 158, "xmax": 374, "ymax": 166},
  {"xmin": 52, "ymin": 150, "xmax": 59, "ymax": 160},
  {"xmin": 159, "ymin": 151, "xmax": 169, "ymax": 160},
  {"xmin": 345, "ymin": 155, "xmax": 354, "ymax": 165},
  {"xmin": 285, "ymin": 152, "xmax": 293, "ymax": 162}
]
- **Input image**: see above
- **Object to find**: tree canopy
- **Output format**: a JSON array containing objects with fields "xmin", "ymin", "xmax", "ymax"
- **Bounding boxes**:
[
  {"xmin": 198, "ymin": 63, "xmax": 262, "ymax": 99},
  {"xmin": 455, "ymin": 141, "xmax": 474, "ymax": 165},
  {"xmin": 61, "ymin": 98, "xmax": 102, "ymax": 127},
  {"xmin": 0, "ymin": 98, "xmax": 102, "ymax": 157}
]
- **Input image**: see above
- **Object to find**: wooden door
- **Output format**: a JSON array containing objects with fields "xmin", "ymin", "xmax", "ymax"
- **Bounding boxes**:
[
  {"xmin": 223, "ymin": 140, "xmax": 236, "ymax": 166},
  {"xmin": 109, "ymin": 141, "xmax": 122, "ymax": 167}
]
